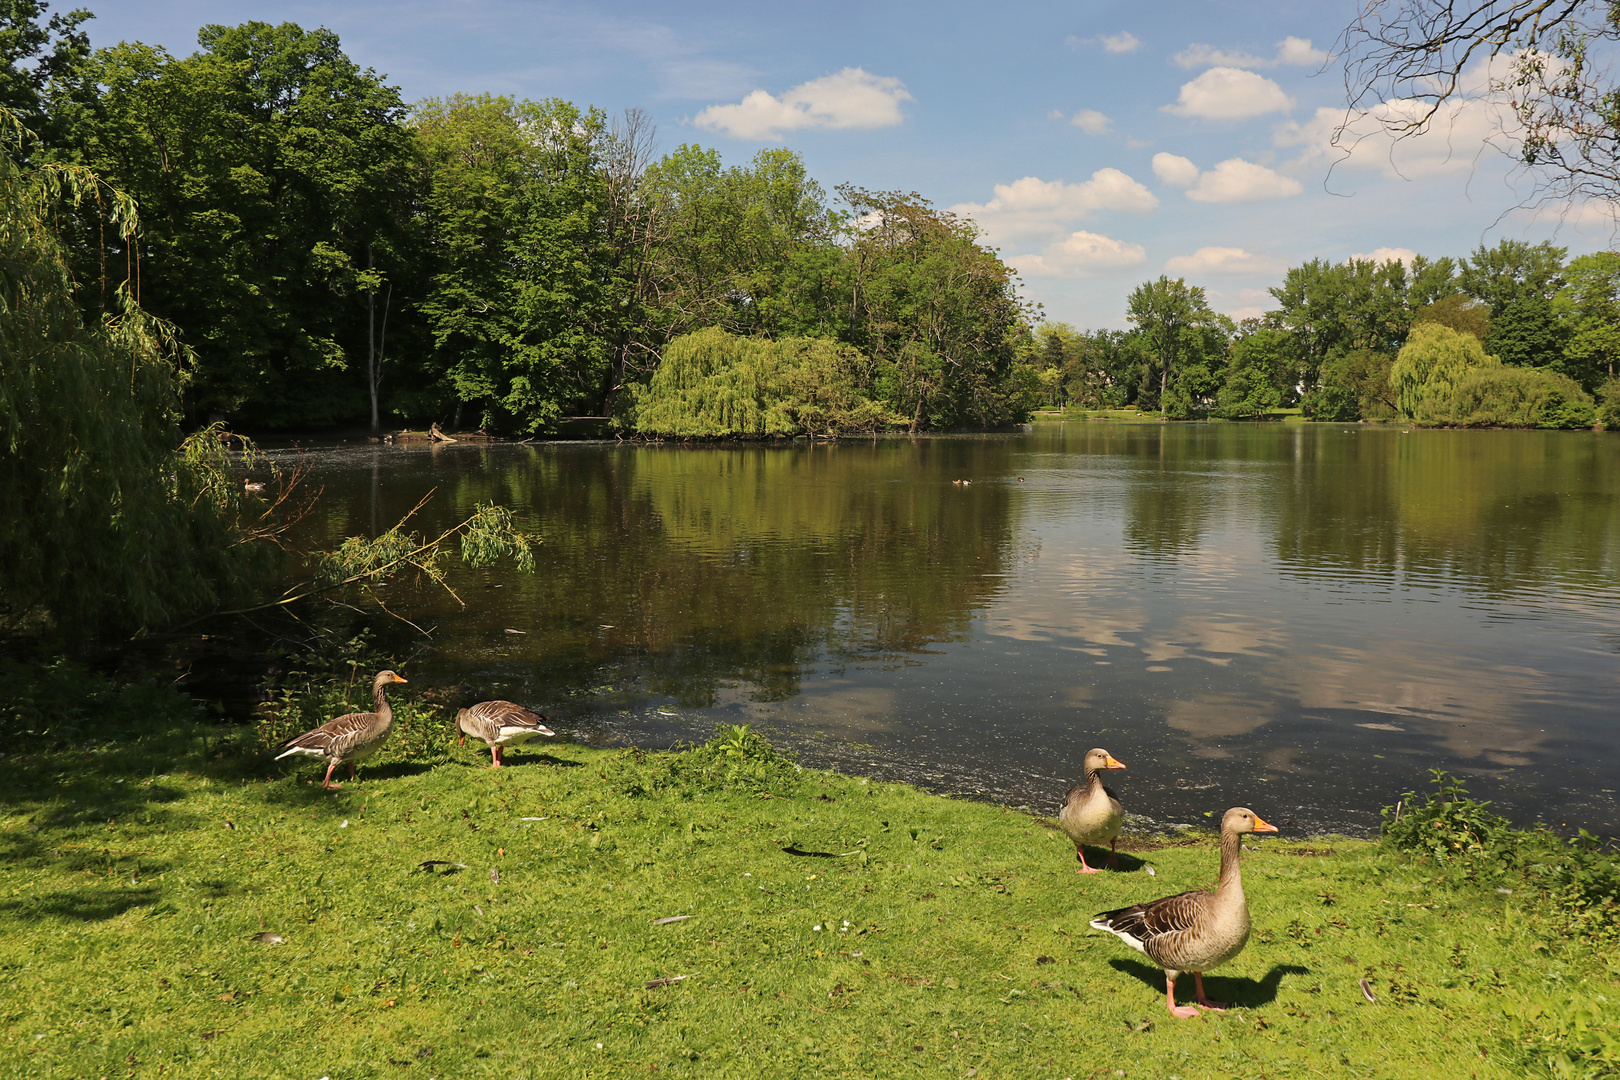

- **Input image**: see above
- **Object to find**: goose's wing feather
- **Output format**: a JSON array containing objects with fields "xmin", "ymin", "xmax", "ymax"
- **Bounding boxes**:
[
  {"xmin": 1090, "ymin": 890, "xmax": 1208, "ymax": 956},
  {"xmin": 275, "ymin": 711, "xmax": 377, "ymax": 761},
  {"xmin": 464, "ymin": 700, "xmax": 553, "ymax": 741},
  {"xmin": 1061, "ymin": 782, "xmax": 1088, "ymax": 808}
]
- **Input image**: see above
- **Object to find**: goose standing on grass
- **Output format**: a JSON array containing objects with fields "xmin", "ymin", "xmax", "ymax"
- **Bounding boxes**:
[
  {"xmin": 1090, "ymin": 806, "xmax": 1277, "ymax": 1018},
  {"xmin": 274, "ymin": 670, "xmax": 407, "ymax": 790},
  {"xmin": 456, "ymin": 700, "xmax": 555, "ymax": 767},
  {"xmin": 1058, "ymin": 747, "xmax": 1126, "ymax": 872}
]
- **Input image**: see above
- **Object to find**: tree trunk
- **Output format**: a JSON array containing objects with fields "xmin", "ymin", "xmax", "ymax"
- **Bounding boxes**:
[{"xmin": 367, "ymin": 245, "xmax": 379, "ymax": 435}]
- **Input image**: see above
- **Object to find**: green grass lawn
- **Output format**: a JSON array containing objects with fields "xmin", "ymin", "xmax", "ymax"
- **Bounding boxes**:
[{"xmin": 2, "ymin": 673, "xmax": 1616, "ymax": 1079}]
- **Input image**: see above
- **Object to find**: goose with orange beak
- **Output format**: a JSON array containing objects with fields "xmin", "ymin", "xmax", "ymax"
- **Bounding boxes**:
[
  {"xmin": 1058, "ymin": 747, "xmax": 1127, "ymax": 872},
  {"xmin": 1090, "ymin": 806, "xmax": 1278, "ymax": 1017}
]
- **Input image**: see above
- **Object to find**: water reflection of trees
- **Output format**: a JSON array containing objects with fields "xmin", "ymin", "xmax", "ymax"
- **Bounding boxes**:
[
  {"xmin": 298, "ymin": 441, "xmax": 1021, "ymax": 707},
  {"xmin": 1267, "ymin": 429, "xmax": 1620, "ymax": 598}
]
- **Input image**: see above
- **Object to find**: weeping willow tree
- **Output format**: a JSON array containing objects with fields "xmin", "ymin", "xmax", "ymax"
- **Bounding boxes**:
[
  {"xmin": 0, "ymin": 110, "xmax": 280, "ymax": 641},
  {"xmin": 632, "ymin": 327, "xmax": 901, "ymax": 437}
]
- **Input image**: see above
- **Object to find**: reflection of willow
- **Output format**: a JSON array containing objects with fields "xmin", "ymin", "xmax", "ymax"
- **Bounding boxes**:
[
  {"xmin": 1269, "ymin": 429, "xmax": 1620, "ymax": 599},
  {"xmin": 408, "ymin": 441, "xmax": 1022, "ymax": 706}
]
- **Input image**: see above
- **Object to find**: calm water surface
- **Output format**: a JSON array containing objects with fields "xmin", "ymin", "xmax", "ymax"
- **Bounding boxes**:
[{"xmin": 274, "ymin": 424, "xmax": 1620, "ymax": 836}]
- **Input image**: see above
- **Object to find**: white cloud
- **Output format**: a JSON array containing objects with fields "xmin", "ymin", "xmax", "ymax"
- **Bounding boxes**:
[
  {"xmin": 1186, "ymin": 158, "xmax": 1304, "ymax": 202},
  {"xmin": 1275, "ymin": 96, "xmax": 1512, "ymax": 179},
  {"xmin": 1152, "ymin": 152, "xmax": 1201, "ymax": 188},
  {"xmin": 1276, "ymin": 36, "xmax": 1329, "ymax": 67},
  {"xmin": 1174, "ymin": 37, "xmax": 1327, "ymax": 70},
  {"xmin": 1173, "ymin": 44, "xmax": 1267, "ymax": 70},
  {"xmin": 1069, "ymin": 109, "xmax": 1112, "ymax": 135},
  {"xmin": 693, "ymin": 67, "xmax": 911, "ymax": 140},
  {"xmin": 1348, "ymin": 246, "xmax": 1419, "ymax": 266},
  {"xmin": 1013, "ymin": 231, "xmax": 1148, "ymax": 277},
  {"xmin": 1166, "ymin": 67, "xmax": 1293, "ymax": 120},
  {"xmin": 951, "ymin": 169, "xmax": 1158, "ymax": 245},
  {"xmin": 1099, "ymin": 32, "xmax": 1140, "ymax": 54},
  {"xmin": 1164, "ymin": 247, "xmax": 1283, "ymax": 276}
]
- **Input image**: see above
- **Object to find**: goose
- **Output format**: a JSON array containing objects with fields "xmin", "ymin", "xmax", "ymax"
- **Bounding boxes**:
[
  {"xmin": 1090, "ymin": 806, "xmax": 1277, "ymax": 1018},
  {"xmin": 456, "ymin": 700, "xmax": 556, "ymax": 766},
  {"xmin": 274, "ymin": 670, "xmax": 407, "ymax": 790},
  {"xmin": 1058, "ymin": 747, "xmax": 1126, "ymax": 872}
]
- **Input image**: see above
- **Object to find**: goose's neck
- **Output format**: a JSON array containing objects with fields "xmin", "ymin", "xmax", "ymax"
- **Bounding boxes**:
[
  {"xmin": 372, "ymin": 681, "xmax": 395, "ymax": 724},
  {"xmin": 1217, "ymin": 829, "xmax": 1244, "ymax": 892},
  {"xmin": 1085, "ymin": 766, "xmax": 1107, "ymax": 794}
]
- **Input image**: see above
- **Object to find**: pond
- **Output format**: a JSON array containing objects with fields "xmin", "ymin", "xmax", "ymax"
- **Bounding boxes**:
[{"xmin": 270, "ymin": 423, "xmax": 1620, "ymax": 837}]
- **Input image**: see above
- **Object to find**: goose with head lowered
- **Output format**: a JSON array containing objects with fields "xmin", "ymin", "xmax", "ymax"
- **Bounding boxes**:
[
  {"xmin": 1089, "ymin": 806, "xmax": 1277, "ymax": 1018},
  {"xmin": 456, "ymin": 700, "xmax": 555, "ymax": 766},
  {"xmin": 274, "ymin": 670, "xmax": 407, "ymax": 790},
  {"xmin": 1058, "ymin": 747, "xmax": 1126, "ymax": 872}
]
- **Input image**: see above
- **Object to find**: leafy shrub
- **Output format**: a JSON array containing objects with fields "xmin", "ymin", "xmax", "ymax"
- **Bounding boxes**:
[
  {"xmin": 1507, "ymin": 994, "xmax": 1620, "ymax": 1080},
  {"xmin": 1384, "ymin": 771, "xmax": 1620, "ymax": 946},
  {"xmin": 1448, "ymin": 366, "xmax": 1596, "ymax": 429},
  {"xmin": 255, "ymin": 632, "xmax": 451, "ymax": 766},
  {"xmin": 1382, "ymin": 770, "xmax": 1511, "ymax": 862},
  {"xmin": 1598, "ymin": 378, "xmax": 1620, "ymax": 430},
  {"xmin": 606, "ymin": 724, "xmax": 801, "ymax": 798}
]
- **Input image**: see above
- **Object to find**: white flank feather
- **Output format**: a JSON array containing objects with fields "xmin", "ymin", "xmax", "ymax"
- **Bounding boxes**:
[
  {"xmin": 274, "ymin": 745, "xmax": 329, "ymax": 761},
  {"xmin": 1090, "ymin": 917, "xmax": 1148, "ymax": 954}
]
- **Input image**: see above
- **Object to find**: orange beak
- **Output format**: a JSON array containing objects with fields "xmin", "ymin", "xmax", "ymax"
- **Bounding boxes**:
[
  {"xmin": 393, "ymin": 675, "xmax": 409, "ymax": 684},
  {"xmin": 1252, "ymin": 814, "xmax": 1278, "ymax": 833},
  {"xmin": 1105, "ymin": 755, "xmax": 1126, "ymax": 770}
]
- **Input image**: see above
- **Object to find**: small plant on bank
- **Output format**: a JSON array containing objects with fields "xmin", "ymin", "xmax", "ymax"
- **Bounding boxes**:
[
  {"xmin": 1383, "ymin": 769, "xmax": 1512, "ymax": 863},
  {"xmin": 606, "ymin": 723, "xmax": 801, "ymax": 798}
]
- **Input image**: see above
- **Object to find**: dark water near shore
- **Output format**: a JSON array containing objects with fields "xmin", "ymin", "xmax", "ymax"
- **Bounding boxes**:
[{"xmin": 269, "ymin": 424, "xmax": 1620, "ymax": 837}]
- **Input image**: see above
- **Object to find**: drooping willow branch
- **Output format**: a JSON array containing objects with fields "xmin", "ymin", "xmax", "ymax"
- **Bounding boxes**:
[{"xmin": 179, "ymin": 491, "xmax": 537, "ymax": 627}]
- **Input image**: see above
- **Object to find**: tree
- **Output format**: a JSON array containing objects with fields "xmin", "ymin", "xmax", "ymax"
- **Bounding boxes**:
[
  {"xmin": 1390, "ymin": 322, "xmax": 1499, "ymax": 420},
  {"xmin": 415, "ymin": 94, "xmax": 624, "ymax": 433},
  {"xmin": 1554, "ymin": 250, "xmax": 1620, "ymax": 388},
  {"xmin": 1126, "ymin": 276, "xmax": 1221, "ymax": 417},
  {"xmin": 71, "ymin": 23, "xmax": 420, "ymax": 426},
  {"xmin": 0, "ymin": 0, "xmax": 90, "ymax": 150},
  {"xmin": 1413, "ymin": 293, "xmax": 1491, "ymax": 340},
  {"xmin": 840, "ymin": 186, "xmax": 1031, "ymax": 430},
  {"xmin": 1216, "ymin": 326, "xmax": 1291, "ymax": 418},
  {"xmin": 1340, "ymin": 1, "xmax": 1620, "ymax": 207},
  {"xmin": 0, "ymin": 111, "xmax": 275, "ymax": 641},
  {"xmin": 1457, "ymin": 238, "xmax": 1566, "ymax": 315}
]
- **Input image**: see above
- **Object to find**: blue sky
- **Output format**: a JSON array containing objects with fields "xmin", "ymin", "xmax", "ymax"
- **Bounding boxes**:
[{"xmin": 93, "ymin": 1, "xmax": 1617, "ymax": 327}]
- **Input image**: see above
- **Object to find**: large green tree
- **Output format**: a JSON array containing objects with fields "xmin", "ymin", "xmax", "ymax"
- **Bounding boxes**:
[
  {"xmin": 1126, "ymin": 276, "xmax": 1224, "ymax": 418},
  {"xmin": 840, "ymin": 186, "xmax": 1031, "ymax": 430},
  {"xmin": 68, "ymin": 22, "xmax": 419, "ymax": 426}
]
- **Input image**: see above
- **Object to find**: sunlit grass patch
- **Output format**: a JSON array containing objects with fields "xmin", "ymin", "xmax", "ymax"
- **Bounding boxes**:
[{"xmin": 1, "ymin": 667, "xmax": 1616, "ymax": 1078}]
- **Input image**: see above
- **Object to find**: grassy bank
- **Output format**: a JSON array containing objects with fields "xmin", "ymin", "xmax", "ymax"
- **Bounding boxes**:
[{"xmin": 3, "ymin": 665, "xmax": 1618, "ymax": 1079}]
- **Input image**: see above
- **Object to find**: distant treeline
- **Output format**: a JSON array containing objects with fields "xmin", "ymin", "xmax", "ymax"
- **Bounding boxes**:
[
  {"xmin": 7, "ymin": 8, "xmax": 1617, "ymax": 435},
  {"xmin": 1042, "ymin": 246, "xmax": 1620, "ymax": 429}
]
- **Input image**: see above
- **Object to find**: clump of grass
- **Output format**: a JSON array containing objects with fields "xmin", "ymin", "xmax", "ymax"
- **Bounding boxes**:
[{"xmin": 606, "ymin": 723, "xmax": 802, "ymax": 799}]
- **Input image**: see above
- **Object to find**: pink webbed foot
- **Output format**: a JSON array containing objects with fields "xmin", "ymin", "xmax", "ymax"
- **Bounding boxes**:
[
  {"xmin": 1193, "ymin": 973, "xmax": 1227, "ymax": 1010},
  {"xmin": 1075, "ymin": 847, "xmax": 1102, "ymax": 874},
  {"xmin": 1166, "ymin": 975, "xmax": 1202, "ymax": 1019},
  {"xmin": 321, "ymin": 762, "xmax": 343, "ymax": 790}
]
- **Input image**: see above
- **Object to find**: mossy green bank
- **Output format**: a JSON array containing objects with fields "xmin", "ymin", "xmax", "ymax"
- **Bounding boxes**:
[{"xmin": 3, "ymin": 666, "xmax": 1617, "ymax": 1079}]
